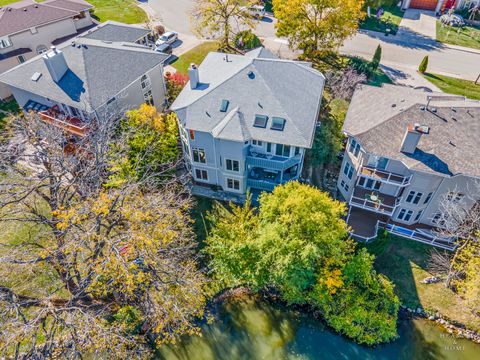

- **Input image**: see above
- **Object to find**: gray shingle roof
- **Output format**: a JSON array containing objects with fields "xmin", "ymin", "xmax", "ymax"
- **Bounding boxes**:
[
  {"xmin": 43, "ymin": 0, "xmax": 92, "ymax": 12},
  {"xmin": 0, "ymin": 38, "xmax": 168, "ymax": 113},
  {"xmin": 344, "ymin": 84, "xmax": 480, "ymax": 178},
  {"xmin": 81, "ymin": 21, "xmax": 151, "ymax": 43},
  {"xmin": 171, "ymin": 50, "xmax": 325, "ymax": 148},
  {"xmin": 0, "ymin": 0, "xmax": 81, "ymax": 37}
]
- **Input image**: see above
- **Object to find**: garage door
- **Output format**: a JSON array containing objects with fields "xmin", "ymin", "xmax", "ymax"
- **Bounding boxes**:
[{"xmin": 409, "ymin": 0, "xmax": 438, "ymax": 10}]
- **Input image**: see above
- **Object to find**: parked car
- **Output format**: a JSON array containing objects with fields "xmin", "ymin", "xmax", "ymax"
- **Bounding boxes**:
[
  {"xmin": 241, "ymin": 5, "xmax": 266, "ymax": 19},
  {"xmin": 154, "ymin": 43, "xmax": 173, "ymax": 54},
  {"xmin": 440, "ymin": 14, "xmax": 465, "ymax": 27},
  {"xmin": 156, "ymin": 31, "xmax": 178, "ymax": 46}
]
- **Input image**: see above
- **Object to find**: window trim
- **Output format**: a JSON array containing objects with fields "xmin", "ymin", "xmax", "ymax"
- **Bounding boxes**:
[
  {"xmin": 195, "ymin": 169, "xmax": 208, "ymax": 181},
  {"xmin": 192, "ymin": 148, "xmax": 206, "ymax": 164},
  {"xmin": 397, "ymin": 208, "xmax": 413, "ymax": 222},
  {"xmin": 226, "ymin": 178, "xmax": 240, "ymax": 190},
  {"xmin": 406, "ymin": 190, "xmax": 423, "ymax": 205},
  {"xmin": 226, "ymin": 159, "xmax": 239, "ymax": 172}
]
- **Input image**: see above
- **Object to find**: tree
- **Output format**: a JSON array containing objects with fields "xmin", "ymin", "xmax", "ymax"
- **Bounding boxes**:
[
  {"xmin": 205, "ymin": 182, "xmax": 399, "ymax": 344},
  {"xmin": 0, "ymin": 111, "xmax": 207, "ymax": 358},
  {"xmin": 191, "ymin": 0, "xmax": 261, "ymax": 49},
  {"xmin": 418, "ymin": 55, "xmax": 429, "ymax": 73},
  {"xmin": 273, "ymin": 0, "xmax": 365, "ymax": 61},
  {"xmin": 165, "ymin": 72, "xmax": 190, "ymax": 104},
  {"xmin": 234, "ymin": 29, "xmax": 261, "ymax": 50},
  {"xmin": 371, "ymin": 44, "xmax": 382, "ymax": 71}
]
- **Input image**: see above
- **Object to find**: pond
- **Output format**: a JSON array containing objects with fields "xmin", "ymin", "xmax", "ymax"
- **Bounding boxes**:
[{"xmin": 157, "ymin": 298, "xmax": 480, "ymax": 360}]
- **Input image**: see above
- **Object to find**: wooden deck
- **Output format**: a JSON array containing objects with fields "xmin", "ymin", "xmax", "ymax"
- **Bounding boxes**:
[
  {"xmin": 350, "ymin": 186, "xmax": 398, "ymax": 215},
  {"xmin": 360, "ymin": 166, "xmax": 410, "ymax": 185}
]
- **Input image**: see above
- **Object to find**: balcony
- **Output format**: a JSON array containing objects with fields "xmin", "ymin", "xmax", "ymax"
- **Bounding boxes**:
[
  {"xmin": 39, "ymin": 107, "xmax": 89, "ymax": 137},
  {"xmin": 246, "ymin": 151, "xmax": 301, "ymax": 172},
  {"xmin": 247, "ymin": 167, "xmax": 298, "ymax": 192},
  {"xmin": 349, "ymin": 186, "xmax": 399, "ymax": 216},
  {"xmin": 359, "ymin": 165, "xmax": 411, "ymax": 186}
]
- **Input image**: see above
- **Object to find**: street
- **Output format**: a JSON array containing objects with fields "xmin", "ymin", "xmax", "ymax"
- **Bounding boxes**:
[{"xmin": 144, "ymin": 0, "xmax": 480, "ymax": 83}]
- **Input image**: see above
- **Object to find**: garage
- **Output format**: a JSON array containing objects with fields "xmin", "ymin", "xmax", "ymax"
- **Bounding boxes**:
[{"xmin": 409, "ymin": 0, "xmax": 439, "ymax": 10}]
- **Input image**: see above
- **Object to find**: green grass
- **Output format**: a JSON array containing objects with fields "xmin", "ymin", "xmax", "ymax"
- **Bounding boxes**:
[
  {"xmin": 367, "ymin": 234, "xmax": 480, "ymax": 332},
  {"xmin": 0, "ymin": 99, "xmax": 20, "ymax": 126},
  {"xmin": 437, "ymin": 21, "xmax": 480, "ymax": 50},
  {"xmin": 172, "ymin": 42, "xmax": 220, "ymax": 75},
  {"xmin": 423, "ymin": 73, "xmax": 480, "ymax": 100},
  {"xmin": 368, "ymin": 68, "xmax": 393, "ymax": 87},
  {"xmin": 360, "ymin": 6, "xmax": 405, "ymax": 35},
  {"xmin": 88, "ymin": 0, "xmax": 147, "ymax": 24}
]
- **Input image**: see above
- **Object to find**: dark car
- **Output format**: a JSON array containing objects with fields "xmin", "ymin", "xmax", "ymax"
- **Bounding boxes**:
[{"xmin": 154, "ymin": 43, "xmax": 173, "ymax": 55}]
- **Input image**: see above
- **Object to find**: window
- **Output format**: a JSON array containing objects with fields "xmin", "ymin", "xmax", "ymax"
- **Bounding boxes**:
[
  {"xmin": 195, "ymin": 169, "xmax": 208, "ymax": 180},
  {"xmin": 253, "ymin": 114, "xmax": 268, "ymax": 128},
  {"xmin": 252, "ymin": 140, "xmax": 263, "ymax": 146},
  {"xmin": 275, "ymin": 144, "xmax": 290, "ymax": 157},
  {"xmin": 227, "ymin": 178, "xmax": 240, "ymax": 190},
  {"xmin": 294, "ymin": 147, "xmax": 300, "ymax": 156},
  {"xmin": 266, "ymin": 142, "xmax": 272, "ymax": 153},
  {"xmin": 397, "ymin": 208, "xmax": 414, "ymax": 222},
  {"xmin": 0, "ymin": 37, "xmax": 12, "ymax": 49},
  {"xmin": 226, "ymin": 159, "xmax": 239, "ymax": 172},
  {"xmin": 340, "ymin": 180, "xmax": 349, "ymax": 192},
  {"xmin": 192, "ymin": 148, "xmax": 206, "ymax": 163},
  {"xmin": 359, "ymin": 177, "xmax": 381, "ymax": 190},
  {"xmin": 141, "ymin": 74, "xmax": 151, "ymax": 90},
  {"xmin": 432, "ymin": 212, "xmax": 447, "ymax": 226},
  {"xmin": 189, "ymin": 129, "xmax": 195, "ymax": 140},
  {"xmin": 143, "ymin": 89, "xmax": 154, "ymax": 106},
  {"xmin": 377, "ymin": 157, "xmax": 389, "ymax": 170},
  {"xmin": 17, "ymin": 55, "xmax": 25, "ymax": 64},
  {"xmin": 406, "ymin": 191, "xmax": 423, "ymax": 205},
  {"xmin": 446, "ymin": 192, "xmax": 464, "ymax": 204},
  {"xmin": 414, "ymin": 210, "xmax": 423, "ymax": 222},
  {"xmin": 271, "ymin": 117, "xmax": 286, "ymax": 131},
  {"xmin": 348, "ymin": 138, "xmax": 361, "ymax": 157},
  {"xmin": 424, "ymin": 192, "xmax": 433, "ymax": 204},
  {"xmin": 220, "ymin": 99, "xmax": 229, "ymax": 112},
  {"xmin": 343, "ymin": 162, "xmax": 354, "ymax": 180}
]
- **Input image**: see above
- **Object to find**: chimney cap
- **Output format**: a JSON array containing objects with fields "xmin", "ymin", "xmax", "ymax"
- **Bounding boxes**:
[{"xmin": 189, "ymin": 63, "xmax": 197, "ymax": 69}]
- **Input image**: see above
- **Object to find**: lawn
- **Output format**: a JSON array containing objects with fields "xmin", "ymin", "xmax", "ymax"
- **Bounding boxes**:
[
  {"xmin": 88, "ymin": 0, "xmax": 147, "ymax": 24},
  {"xmin": 0, "ymin": 99, "xmax": 20, "ymax": 126},
  {"xmin": 360, "ymin": 6, "xmax": 405, "ymax": 35},
  {"xmin": 423, "ymin": 73, "xmax": 480, "ymax": 100},
  {"xmin": 367, "ymin": 234, "xmax": 480, "ymax": 332},
  {"xmin": 437, "ymin": 21, "xmax": 480, "ymax": 50},
  {"xmin": 172, "ymin": 42, "xmax": 220, "ymax": 75}
]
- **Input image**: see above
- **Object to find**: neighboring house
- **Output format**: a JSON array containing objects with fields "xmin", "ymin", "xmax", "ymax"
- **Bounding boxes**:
[
  {"xmin": 171, "ymin": 48, "xmax": 325, "ymax": 199},
  {"xmin": 401, "ymin": 0, "xmax": 476, "ymax": 12},
  {"xmin": 0, "ymin": 0, "xmax": 94, "ymax": 99},
  {"xmin": 338, "ymin": 84, "xmax": 480, "ymax": 250},
  {"xmin": 0, "ymin": 22, "xmax": 169, "ymax": 136}
]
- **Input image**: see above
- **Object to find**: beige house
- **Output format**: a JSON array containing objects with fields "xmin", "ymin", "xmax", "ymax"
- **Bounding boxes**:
[
  {"xmin": 0, "ymin": 0, "xmax": 94, "ymax": 99},
  {"xmin": 338, "ymin": 84, "xmax": 480, "ymax": 251}
]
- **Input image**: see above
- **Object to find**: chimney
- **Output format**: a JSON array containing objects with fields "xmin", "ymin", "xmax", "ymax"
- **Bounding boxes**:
[
  {"xmin": 188, "ymin": 63, "xmax": 199, "ymax": 89},
  {"xmin": 400, "ymin": 124, "xmax": 430, "ymax": 154},
  {"xmin": 42, "ymin": 46, "xmax": 68, "ymax": 83}
]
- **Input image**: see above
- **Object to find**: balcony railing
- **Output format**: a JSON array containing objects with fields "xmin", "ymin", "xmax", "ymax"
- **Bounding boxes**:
[
  {"xmin": 359, "ymin": 165, "xmax": 411, "ymax": 186},
  {"xmin": 349, "ymin": 187, "xmax": 399, "ymax": 216},
  {"xmin": 39, "ymin": 109, "xmax": 89, "ymax": 137},
  {"xmin": 246, "ymin": 179, "xmax": 276, "ymax": 192},
  {"xmin": 246, "ymin": 153, "xmax": 301, "ymax": 171}
]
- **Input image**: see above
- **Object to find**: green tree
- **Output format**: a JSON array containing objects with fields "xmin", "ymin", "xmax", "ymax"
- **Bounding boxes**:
[
  {"xmin": 371, "ymin": 44, "xmax": 382, "ymax": 71},
  {"xmin": 418, "ymin": 55, "xmax": 429, "ymax": 73},
  {"xmin": 205, "ymin": 182, "xmax": 399, "ymax": 344},
  {"xmin": 273, "ymin": 0, "xmax": 365, "ymax": 60},
  {"xmin": 234, "ymin": 29, "xmax": 262, "ymax": 50}
]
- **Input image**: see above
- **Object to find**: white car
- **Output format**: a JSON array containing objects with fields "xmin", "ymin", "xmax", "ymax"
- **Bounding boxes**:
[
  {"xmin": 242, "ymin": 5, "xmax": 266, "ymax": 19},
  {"xmin": 156, "ymin": 31, "xmax": 178, "ymax": 46}
]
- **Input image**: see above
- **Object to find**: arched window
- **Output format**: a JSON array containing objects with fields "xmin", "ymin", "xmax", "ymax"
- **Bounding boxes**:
[
  {"xmin": 36, "ymin": 45, "xmax": 48, "ymax": 54},
  {"xmin": 141, "ymin": 74, "xmax": 151, "ymax": 90}
]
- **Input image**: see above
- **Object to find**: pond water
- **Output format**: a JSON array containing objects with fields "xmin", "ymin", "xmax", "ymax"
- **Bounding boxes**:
[{"xmin": 157, "ymin": 298, "xmax": 480, "ymax": 360}]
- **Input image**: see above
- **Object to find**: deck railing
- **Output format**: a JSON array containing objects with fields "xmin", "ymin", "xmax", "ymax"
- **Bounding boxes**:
[
  {"xmin": 349, "ymin": 195, "xmax": 399, "ymax": 216},
  {"xmin": 246, "ymin": 154, "xmax": 301, "ymax": 171},
  {"xmin": 359, "ymin": 165, "xmax": 412, "ymax": 186},
  {"xmin": 39, "ymin": 110, "xmax": 88, "ymax": 137}
]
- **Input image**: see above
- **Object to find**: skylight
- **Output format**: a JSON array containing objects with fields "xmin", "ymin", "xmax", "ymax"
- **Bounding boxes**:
[
  {"xmin": 220, "ymin": 99, "xmax": 229, "ymax": 112},
  {"xmin": 253, "ymin": 114, "xmax": 268, "ymax": 128},
  {"xmin": 271, "ymin": 117, "xmax": 286, "ymax": 131}
]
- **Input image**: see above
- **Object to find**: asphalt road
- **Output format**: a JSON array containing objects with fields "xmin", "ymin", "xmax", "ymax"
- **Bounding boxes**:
[{"xmin": 146, "ymin": 0, "xmax": 480, "ymax": 82}]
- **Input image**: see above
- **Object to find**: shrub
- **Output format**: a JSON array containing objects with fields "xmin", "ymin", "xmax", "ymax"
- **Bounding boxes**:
[
  {"xmin": 349, "ymin": 56, "xmax": 375, "ymax": 78},
  {"xmin": 165, "ymin": 72, "xmax": 189, "ymax": 103},
  {"xmin": 234, "ymin": 30, "xmax": 261, "ymax": 50},
  {"xmin": 418, "ymin": 56, "xmax": 429, "ymax": 73},
  {"xmin": 371, "ymin": 45, "xmax": 382, "ymax": 71},
  {"xmin": 154, "ymin": 25, "xmax": 165, "ymax": 35}
]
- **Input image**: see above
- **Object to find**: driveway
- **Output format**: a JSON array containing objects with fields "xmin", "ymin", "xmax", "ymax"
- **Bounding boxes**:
[{"xmin": 397, "ymin": 9, "xmax": 437, "ymax": 39}]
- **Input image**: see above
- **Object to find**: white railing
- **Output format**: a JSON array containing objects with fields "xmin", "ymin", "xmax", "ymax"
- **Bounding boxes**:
[
  {"xmin": 350, "ymin": 195, "xmax": 398, "ymax": 216},
  {"xmin": 359, "ymin": 165, "xmax": 412, "ymax": 187}
]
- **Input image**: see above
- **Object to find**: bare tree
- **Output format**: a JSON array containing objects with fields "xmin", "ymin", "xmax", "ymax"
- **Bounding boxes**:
[
  {"xmin": 326, "ymin": 67, "xmax": 367, "ymax": 100},
  {"xmin": 0, "ymin": 111, "xmax": 207, "ymax": 358}
]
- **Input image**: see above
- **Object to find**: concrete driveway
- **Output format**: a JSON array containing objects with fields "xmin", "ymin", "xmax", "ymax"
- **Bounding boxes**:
[{"xmin": 397, "ymin": 9, "xmax": 437, "ymax": 39}]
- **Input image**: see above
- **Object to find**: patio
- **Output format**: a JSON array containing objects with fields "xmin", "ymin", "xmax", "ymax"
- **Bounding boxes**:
[{"xmin": 350, "ymin": 186, "xmax": 398, "ymax": 215}]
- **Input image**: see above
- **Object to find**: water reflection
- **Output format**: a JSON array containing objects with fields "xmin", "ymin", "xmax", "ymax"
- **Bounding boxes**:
[{"xmin": 156, "ymin": 298, "xmax": 480, "ymax": 360}]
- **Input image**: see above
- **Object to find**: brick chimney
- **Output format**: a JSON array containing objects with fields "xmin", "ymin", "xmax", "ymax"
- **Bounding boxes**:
[{"xmin": 400, "ymin": 124, "xmax": 430, "ymax": 154}]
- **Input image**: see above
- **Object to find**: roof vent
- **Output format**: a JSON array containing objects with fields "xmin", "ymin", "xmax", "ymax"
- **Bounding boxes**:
[
  {"xmin": 391, "ymin": 103, "xmax": 396, "ymax": 108},
  {"xmin": 220, "ymin": 99, "xmax": 229, "ymax": 112},
  {"xmin": 31, "ymin": 72, "xmax": 42, "ymax": 82},
  {"xmin": 247, "ymin": 71, "xmax": 255, "ymax": 79},
  {"xmin": 430, "ymin": 107, "xmax": 437, "ymax": 113}
]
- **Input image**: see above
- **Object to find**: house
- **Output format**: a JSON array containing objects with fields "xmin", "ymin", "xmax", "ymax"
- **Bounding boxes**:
[
  {"xmin": 338, "ymin": 84, "xmax": 480, "ymax": 250},
  {"xmin": 401, "ymin": 0, "xmax": 477, "ymax": 12},
  {"xmin": 0, "ymin": 0, "xmax": 94, "ymax": 99},
  {"xmin": 0, "ymin": 22, "xmax": 169, "ymax": 136},
  {"xmin": 171, "ymin": 48, "xmax": 325, "ymax": 199}
]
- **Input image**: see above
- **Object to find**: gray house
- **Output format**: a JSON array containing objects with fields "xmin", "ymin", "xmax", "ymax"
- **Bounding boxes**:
[
  {"xmin": 338, "ymin": 84, "xmax": 480, "ymax": 250},
  {"xmin": 171, "ymin": 48, "xmax": 325, "ymax": 199},
  {"xmin": 0, "ymin": 22, "xmax": 168, "ymax": 136},
  {"xmin": 0, "ymin": 0, "xmax": 94, "ymax": 99}
]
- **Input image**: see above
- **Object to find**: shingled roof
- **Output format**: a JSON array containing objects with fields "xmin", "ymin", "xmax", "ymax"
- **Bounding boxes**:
[
  {"xmin": 80, "ymin": 21, "xmax": 152, "ymax": 43},
  {"xmin": 344, "ymin": 84, "xmax": 480, "ymax": 178},
  {"xmin": 171, "ymin": 48, "xmax": 325, "ymax": 148}
]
